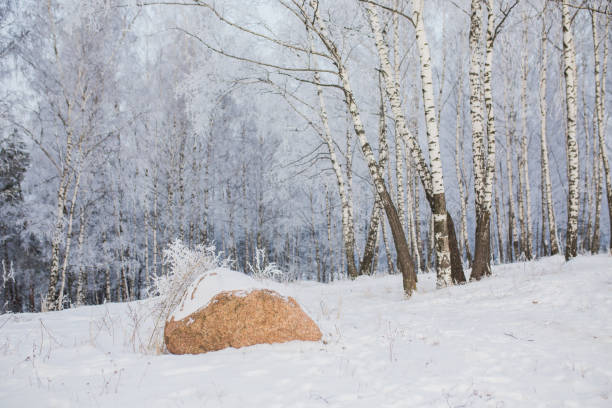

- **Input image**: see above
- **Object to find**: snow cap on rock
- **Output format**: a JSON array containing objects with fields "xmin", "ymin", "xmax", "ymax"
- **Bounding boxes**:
[{"xmin": 169, "ymin": 268, "xmax": 274, "ymax": 321}]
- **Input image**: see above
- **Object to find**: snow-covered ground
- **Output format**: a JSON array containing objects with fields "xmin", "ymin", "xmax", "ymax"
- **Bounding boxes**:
[{"xmin": 0, "ymin": 255, "xmax": 611, "ymax": 407}]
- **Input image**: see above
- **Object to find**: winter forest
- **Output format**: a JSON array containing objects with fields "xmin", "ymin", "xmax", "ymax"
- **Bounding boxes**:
[
  {"xmin": 1, "ymin": 0, "xmax": 612, "ymax": 406},
  {"xmin": 0, "ymin": 0, "xmax": 610, "ymax": 313}
]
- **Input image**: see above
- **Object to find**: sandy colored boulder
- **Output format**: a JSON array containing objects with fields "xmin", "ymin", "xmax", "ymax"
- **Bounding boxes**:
[{"xmin": 164, "ymin": 289, "xmax": 322, "ymax": 354}]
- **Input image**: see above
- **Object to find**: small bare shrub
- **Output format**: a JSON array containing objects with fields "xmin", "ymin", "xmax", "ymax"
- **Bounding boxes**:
[
  {"xmin": 248, "ymin": 247, "xmax": 296, "ymax": 283},
  {"xmin": 146, "ymin": 240, "xmax": 232, "ymax": 353}
]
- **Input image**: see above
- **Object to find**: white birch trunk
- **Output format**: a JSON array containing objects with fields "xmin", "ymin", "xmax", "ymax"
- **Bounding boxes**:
[
  {"xmin": 539, "ymin": 19, "xmax": 560, "ymax": 255},
  {"xmin": 504, "ymin": 88, "xmax": 520, "ymax": 260},
  {"xmin": 593, "ymin": 151, "xmax": 602, "ymax": 252},
  {"xmin": 405, "ymin": 154, "xmax": 420, "ymax": 270},
  {"xmin": 309, "ymin": 35, "xmax": 358, "ymax": 278},
  {"xmin": 381, "ymin": 215, "xmax": 394, "ymax": 274},
  {"xmin": 409, "ymin": 0, "xmax": 452, "ymax": 287},
  {"xmin": 469, "ymin": 0, "xmax": 497, "ymax": 279},
  {"xmin": 393, "ymin": 0, "xmax": 407, "ymax": 234},
  {"xmin": 325, "ymin": 186, "xmax": 335, "ymax": 282},
  {"xmin": 360, "ymin": 90, "xmax": 389, "ymax": 276},
  {"xmin": 592, "ymin": 14, "xmax": 612, "ymax": 254},
  {"xmin": 203, "ymin": 119, "xmax": 213, "ymax": 243},
  {"xmin": 144, "ymin": 206, "xmax": 150, "ymax": 288},
  {"xmin": 520, "ymin": 18, "xmax": 533, "ymax": 259},
  {"xmin": 582, "ymin": 86, "xmax": 593, "ymax": 252},
  {"xmin": 178, "ymin": 134, "xmax": 186, "ymax": 242},
  {"xmin": 75, "ymin": 208, "xmax": 87, "ymax": 307},
  {"xmin": 103, "ymin": 232, "xmax": 111, "ymax": 303},
  {"xmin": 494, "ymin": 170, "xmax": 504, "ymax": 263},
  {"xmin": 455, "ymin": 51, "xmax": 472, "ymax": 266},
  {"xmin": 57, "ymin": 163, "xmax": 83, "ymax": 310},
  {"xmin": 413, "ymin": 166, "xmax": 423, "ymax": 271},
  {"xmin": 562, "ymin": 0, "xmax": 580, "ymax": 260},
  {"xmin": 46, "ymin": 124, "xmax": 75, "ymax": 310},
  {"xmin": 469, "ymin": 0, "xmax": 485, "ymax": 210}
]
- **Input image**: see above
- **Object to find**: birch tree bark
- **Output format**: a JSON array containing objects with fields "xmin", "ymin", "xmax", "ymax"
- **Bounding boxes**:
[
  {"xmin": 143, "ymin": 187, "xmax": 150, "ymax": 288},
  {"xmin": 202, "ymin": 117, "xmax": 213, "ymax": 243},
  {"xmin": 46, "ymin": 134, "xmax": 73, "ymax": 310},
  {"xmin": 392, "ymin": 0, "xmax": 407, "ymax": 234},
  {"xmin": 227, "ymin": 185, "xmax": 237, "ymax": 262},
  {"xmin": 592, "ymin": 149, "xmax": 602, "ymax": 252},
  {"xmin": 241, "ymin": 160, "xmax": 250, "ymax": 271},
  {"xmin": 592, "ymin": 13, "xmax": 611, "ymax": 255},
  {"xmin": 103, "ymin": 232, "xmax": 111, "ymax": 303},
  {"xmin": 539, "ymin": 16, "xmax": 560, "ymax": 255},
  {"xmin": 410, "ymin": 89, "xmax": 424, "ymax": 272},
  {"xmin": 582, "ymin": 83, "xmax": 594, "ymax": 252},
  {"xmin": 455, "ymin": 64, "xmax": 472, "ymax": 266},
  {"xmin": 309, "ymin": 31, "xmax": 358, "ymax": 278},
  {"xmin": 178, "ymin": 132, "xmax": 186, "ymax": 242},
  {"xmin": 360, "ymin": 84, "xmax": 389, "ymax": 275},
  {"xmin": 562, "ymin": 0, "xmax": 580, "ymax": 260},
  {"xmin": 325, "ymin": 186, "xmax": 335, "ymax": 281},
  {"xmin": 409, "ymin": 0, "xmax": 452, "ymax": 287},
  {"xmin": 308, "ymin": 190, "xmax": 322, "ymax": 282},
  {"xmin": 58, "ymin": 156, "xmax": 84, "ymax": 309},
  {"xmin": 520, "ymin": 16, "xmax": 533, "ymax": 260},
  {"xmin": 579, "ymin": 62, "xmax": 593, "ymax": 253},
  {"xmin": 152, "ymin": 144, "xmax": 159, "ymax": 278},
  {"xmin": 469, "ymin": 0, "xmax": 497, "ymax": 280},
  {"xmin": 494, "ymin": 168, "xmax": 504, "ymax": 263},
  {"xmin": 405, "ymin": 154, "xmax": 421, "ymax": 270},
  {"xmin": 504, "ymin": 86, "xmax": 519, "ymax": 261},
  {"xmin": 75, "ymin": 207, "xmax": 87, "ymax": 306}
]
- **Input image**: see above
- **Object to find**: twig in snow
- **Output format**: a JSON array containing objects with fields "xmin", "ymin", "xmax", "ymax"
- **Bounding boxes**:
[{"xmin": 504, "ymin": 332, "xmax": 535, "ymax": 342}]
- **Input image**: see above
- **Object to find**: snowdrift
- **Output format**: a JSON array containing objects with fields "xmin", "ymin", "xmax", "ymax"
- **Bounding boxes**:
[{"xmin": 0, "ymin": 255, "xmax": 611, "ymax": 407}]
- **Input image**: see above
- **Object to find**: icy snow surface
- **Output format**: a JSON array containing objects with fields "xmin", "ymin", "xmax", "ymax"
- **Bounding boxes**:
[
  {"xmin": 169, "ymin": 268, "xmax": 279, "ymax": 321},
  {"xmin": 1, "ymin": 255, "xmax": 611, "ymax": 407}
]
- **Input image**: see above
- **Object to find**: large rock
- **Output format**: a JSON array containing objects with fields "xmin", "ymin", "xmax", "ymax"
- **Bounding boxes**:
[{"xmin": 164, "ymin": 270, "xmax": 321, "ymax": 354}]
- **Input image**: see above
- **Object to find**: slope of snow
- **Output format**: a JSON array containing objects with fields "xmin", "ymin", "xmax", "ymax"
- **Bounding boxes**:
[
  {"xmin": 169, "ymin": 267, "xmax": 280, "ymax": 321},
  {"xmin": 0, "ymin": 255, "xmax": 611, "ymax": 407}
]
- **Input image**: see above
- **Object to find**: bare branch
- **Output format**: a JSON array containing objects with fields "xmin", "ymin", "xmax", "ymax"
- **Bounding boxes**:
[{"xmin": 172, "ymin": 26, "xmax": 337, "ymax": 75}]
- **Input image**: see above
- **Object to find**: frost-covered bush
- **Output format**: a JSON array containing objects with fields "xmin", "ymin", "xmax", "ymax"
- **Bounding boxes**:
[
  {"xmin": 248, "ymin": 247, "xmax": 295, "ymax": 283},
  {"xmin": 146, "ymin": 240, "xmax": 232, "ymax": 353}
]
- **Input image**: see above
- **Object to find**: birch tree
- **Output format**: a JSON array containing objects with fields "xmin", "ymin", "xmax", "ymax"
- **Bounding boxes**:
[
  {"xmin": 307, "ymin": 0, "xmax": 417, "ymax": 294},
  {"xmin": 561, "ymin": 0, "xmax": 579, "ymax": 260},
  {"xmin": 455, "ymin": 63, "xmax": 472, "ymax": 266},
  {"xmin": 503, "ymin": 80, "xmax": 520, "ymax": 261},
  {"xmin": 591, "ymin": 12, "xmax": 611, "ymax": 255},
  {"xmin": 519, "ymin": 15, "xmax": 533, "ymax": 260},
  {"xmin": 309, "ymin": 31, "xmax": 358, "ymax": 278},
  {"xmin": 359, "ymin": 79, "xmax": 390, "ymax": 276},
  {"xmin": 469, "ymin": 0, "xmax": 498, "ymax": 280},
  {"xmin": 365, "ymin": 0, "xmax": 465, "ymax": 287},
  {"xmin": 539, "ymin": 10, "xmax": 560, "ymax": 256}
]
